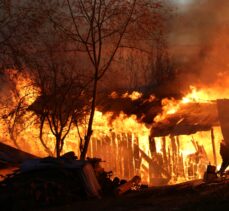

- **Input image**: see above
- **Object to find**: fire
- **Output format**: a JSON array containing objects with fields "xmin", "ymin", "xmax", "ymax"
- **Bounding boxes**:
[
  {"xmin": 0, "ymin": 72, "xmax": 228, "ymax": 186},
  {"xmin": 0, "ymin": 73, "xmax": 153, "ymax": 183},
  {"xmin": 122, "ymin": 91, "xmax": 143, "ymax": 100},
  {"xmin": 110, "ymin": 91, "xmax": 143, "ymax": 101},
  {"xmin": 87, "ymin": 110, "xmax": 151, "ymax": 184},
  {"xmin": 155, "ymin": 85, "xmax": 216, "ymax": 123},
  {"xmin": 181, "ymin": 86, "xmax": 219, "ymax": 104},
  {"xmin": 15, "ymin": 74, "xmax": 40, "ymax": 105},
  {"xmin": 152, "ymin": 85, "xmax": 227, "ymax": 183},
  {"xmin": 182, "ymin": 86, "xmax": 206, "ymax": 104}
]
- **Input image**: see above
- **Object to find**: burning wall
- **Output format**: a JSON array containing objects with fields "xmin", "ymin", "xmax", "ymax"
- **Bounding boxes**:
[{"xmin": 0, "ymin": 74, "xmax": 226, "ymax": 185}]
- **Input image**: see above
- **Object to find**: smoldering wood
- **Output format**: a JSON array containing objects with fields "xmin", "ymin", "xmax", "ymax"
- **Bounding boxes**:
[{"xmin": 115, "ymin": 176, "xmax": 141, "ymax": 196}]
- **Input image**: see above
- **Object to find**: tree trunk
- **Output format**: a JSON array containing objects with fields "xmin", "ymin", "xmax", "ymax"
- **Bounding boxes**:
[
  {"xmin": 56, "ymin": 135, "xmax": 61, "ymax": 158},
  {"xmin": 80, "ymin": 76, "xmax": 98, "ymax": 160}
]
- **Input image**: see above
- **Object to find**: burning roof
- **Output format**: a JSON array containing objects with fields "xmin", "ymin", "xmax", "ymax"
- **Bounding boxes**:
[
  {"xmin": 97, "ymin": 91, "xmax": 161, "ymax": 125},
  {"xmin": 151, "ymin": 102, "xmax": 219, "ymax": 137}
]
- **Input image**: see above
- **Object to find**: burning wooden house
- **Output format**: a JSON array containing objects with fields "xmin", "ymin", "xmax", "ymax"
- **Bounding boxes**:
[
  {"xmin": 149, "ymin": 99, "xmax": 229, "ymax": 183},
  {"xmin": 1, "ymin": 81, "xmax": 229, "ymax": 186},
  {"xmin": 84, "ymin": 92, "xmax": 229, "ymax": 186}
]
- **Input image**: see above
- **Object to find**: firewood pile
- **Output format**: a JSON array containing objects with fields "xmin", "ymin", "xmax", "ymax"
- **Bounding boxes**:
[
  {"xmin": 0, "ymin": 153, "xmax": 141, "ymax": 210},
  {"xmin": 0, "ymin": 164, "xmax": 87, "ymax": 209},
  {"xmin": 86, "ymin": 157, "xmax": 142, "ymax": 196}
]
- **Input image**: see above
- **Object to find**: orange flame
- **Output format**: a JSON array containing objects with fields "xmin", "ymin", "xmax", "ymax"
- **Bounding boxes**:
[{"xmin": 0, "ymin": 72, "xmax": 227, "ymax": 185}]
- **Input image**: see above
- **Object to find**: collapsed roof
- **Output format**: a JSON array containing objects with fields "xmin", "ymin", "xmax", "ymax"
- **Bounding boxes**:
[
  {"xmin": 150, "ymin": 102, "xmax": 219, "ymax": 137},
  {"xmin": 150, "ymin": 99, "xmax": 229, "ymax": 141}
]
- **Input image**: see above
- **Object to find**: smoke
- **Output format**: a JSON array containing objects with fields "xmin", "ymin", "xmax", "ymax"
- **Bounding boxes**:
[
  {"xmin": 97, "ymin": 0, "xmax": 229, "ymax": 124},
  {"xmin": 170, "ymin": 0, "xmax": 229, "ymax": 89},
  {"xmin": 2, "ymin": 0, "xmax": 229, "ymax": 127},
  {"xmin": 102, "ymin": 0, "xmax": 229, "ymax": 100}
]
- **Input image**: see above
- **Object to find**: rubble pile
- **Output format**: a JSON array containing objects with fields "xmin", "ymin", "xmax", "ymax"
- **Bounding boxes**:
[{"xmin": 0, "ymin": 152, "xmax": 141, "ymax": 210}]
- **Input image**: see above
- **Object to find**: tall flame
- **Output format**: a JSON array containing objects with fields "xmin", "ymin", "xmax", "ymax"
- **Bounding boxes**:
[{"xmin": 0, "ymin": 72, "xmax": 228, "ymax": 185}]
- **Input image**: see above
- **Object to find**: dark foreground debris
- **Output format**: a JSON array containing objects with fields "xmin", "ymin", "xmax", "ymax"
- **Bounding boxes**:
[
  {"xmin": 1, "ymin": 154, "xmax": 229, "ymax": 211},
  {"xmin": 41, "ymin": 179, "xmax": 229, "ymax": 211},
  {"xmin": 0, "ymin": 153, "xmax": 141, "ymax": 210}
]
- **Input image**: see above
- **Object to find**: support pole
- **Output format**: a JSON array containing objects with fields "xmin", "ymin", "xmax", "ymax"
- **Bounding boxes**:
[
  {"xmin": 211, "ymin": 127, "xmax": 217, "ymax": 167},
  {"xmin": 162, "ymin": 137, "xmax": 168, "ymax": 171}
]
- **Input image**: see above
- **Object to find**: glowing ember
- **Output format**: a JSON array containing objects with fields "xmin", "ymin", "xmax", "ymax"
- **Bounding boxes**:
[
  {"xmin": 110, "ymin": 91, "xmax": 143, "ymax": 101},
  {"xmin": 122, "ymin": 91, "xmax": 143, "ymax": 100}
]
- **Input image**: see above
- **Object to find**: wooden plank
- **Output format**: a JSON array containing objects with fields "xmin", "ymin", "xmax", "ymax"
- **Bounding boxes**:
[
  {"xmin": 133, "ymin": 136, "xmax": 140, "ymax": 175},
  {"xmin": 111, "ymin": 132, "xmax": 118, "ymax": 176},
  {"xmin": 117, "ymin": 133, "xmax": 123, "ymax": 178},
  {"xmin": 122, "ymin": 133, "xmax": 129, "ymax": 179},
  {"xmin": 128, "ymin": 133, "xmax": 134, "ymax": 179},
  {"xmin": 162, "ymin": 137, "xmax": 168, "ymax": 171}
]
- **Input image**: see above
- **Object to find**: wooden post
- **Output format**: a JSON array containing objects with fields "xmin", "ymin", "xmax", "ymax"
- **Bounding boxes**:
[
  {"xmin": 117, "ymin": 133, "xmax": 122, "ymax": 178},
  {"xmin": 122, "ymin": 133, "xmax": 129, "ymax": 179},
  {"xmin": 176, "ymin": 136, "xmax": 184, "ymax": 178},
  {"xmin": 162, "ymin": 137, "xmax": 168, "ymax": 171},
  {"xmin": 149, "ymin": 136, "xmax": 157, "ymax": 155},
  {"xmin": 111, "ymin": 132, "xmax": 117, "ymax": 176},
  {"xmin": 167, "ymin": 147, "xmax": 172, "ymax": 176},
  {"xmin": 103, "ymin": 135, "xmax": 110, "ymax": 170},
  {"xmin": 176, "ymin": 136, "xmax": 180, "ymax": 156},
  {"xmin": 149, "ymin": 136, "xmax": 156, "ymax": 183},
  {"xmin": 211, "ymin": 127, "xmax": 217, "ymax": 167},
  {"xmin": 133, "ymin": 136, "xmax": 140, "ymax": 175},
  {"xmin": 170, "ymin": 136, "xmax": 177, "ymax": 176},
  {"xmin": 128, "ymin": 133, "xmax": 134, "ymax": 179}
]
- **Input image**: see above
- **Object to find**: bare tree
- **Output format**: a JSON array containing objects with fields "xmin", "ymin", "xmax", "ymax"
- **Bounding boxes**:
[
  {"xmin": 0, "ymin": 0, "xmax": 44, "ymax": 147},
  {"xmin": 29, "ymin": 66, "xmax": 86, "ymax": 157},
  {"xmin": 23, "ymin": 6, "xmax": 89, "ymax": 157},
  {"xmin": 0, "ymin": 0, "xmax": 171, "ymax": 159},
  {"xmin": 0, "ymin": 1, "xmax": 78, "ymax": 157},
  {"xmin": 59, "ymin": 0, "xmax": 167, "ymax": 159}
]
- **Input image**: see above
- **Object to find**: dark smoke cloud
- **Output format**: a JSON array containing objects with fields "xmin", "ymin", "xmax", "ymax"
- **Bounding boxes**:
[
  {"xmin": 170, "ymin": 0, "xmax": 229, "ymax": 89},
  {"xmin": 97, "ymin": 0, "xmax": 229, "ymax": 124}
]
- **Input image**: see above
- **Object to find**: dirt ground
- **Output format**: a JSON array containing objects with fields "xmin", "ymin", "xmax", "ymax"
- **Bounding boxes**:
[
  {"xmin": 1, "ymin": 165, "xmax": 229, "ymax": 211},
  {"xmin": 37, "ymin": 179, "xmax": 229, "ymax": 211}
]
